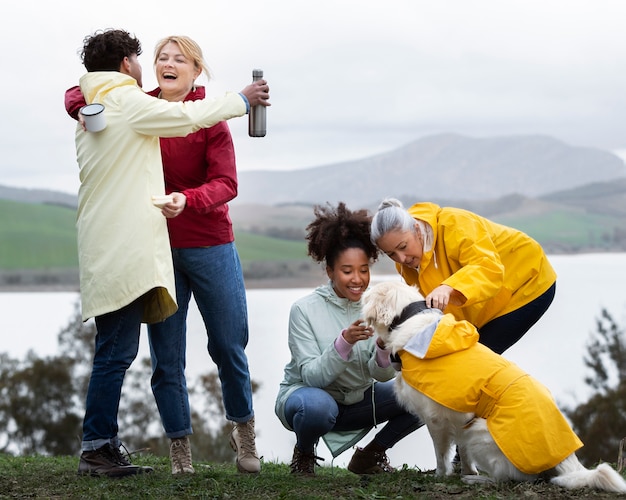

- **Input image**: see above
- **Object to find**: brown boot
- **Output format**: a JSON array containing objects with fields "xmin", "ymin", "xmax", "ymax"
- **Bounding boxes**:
[
  {"xmin": 347, "ymin": 447, "xmax": 395, "ymax": 474},
  {"xmin": 289, "ymin": 446, "xmax": 324, "ymax": 476},
  {"xmin": 170, "ymin": 436, "xmax": 195, "ymax": 475},
  {"xmin": 229, "ymin": 417, "xmax": 261, "ymax": 473}
]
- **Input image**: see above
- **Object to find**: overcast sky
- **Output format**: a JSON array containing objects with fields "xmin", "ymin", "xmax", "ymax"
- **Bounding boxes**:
[{"xmin": 2, "ymin": 0, "xmax": 626, "ymax": 195}]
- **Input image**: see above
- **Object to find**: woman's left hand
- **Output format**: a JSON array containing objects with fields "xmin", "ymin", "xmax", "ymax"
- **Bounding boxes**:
[
  {"xmin": 426, "ymin": 284, "xmax": 454, "ymax": 310},
  {"xmin": 342, "ymin": 319, "xmax": 374, "ymax": 345},
  {"xmin": 161, "ymin": 192, "xmax": 187, "ymax": 219},
  {"xmin": 426, "ymin": 284, "xmax": 466, "ymax": 310}
]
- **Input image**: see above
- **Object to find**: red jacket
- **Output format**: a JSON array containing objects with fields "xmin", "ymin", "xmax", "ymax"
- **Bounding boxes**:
[{"xmin": 65, "ymin": 85, "xmax": 237, "ymax": 248}]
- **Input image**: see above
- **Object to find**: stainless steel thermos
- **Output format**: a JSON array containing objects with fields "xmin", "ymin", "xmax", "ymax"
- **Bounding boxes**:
[{"xmin": 248, "ymin": 69, "xmax": 266, "ymax": 137}]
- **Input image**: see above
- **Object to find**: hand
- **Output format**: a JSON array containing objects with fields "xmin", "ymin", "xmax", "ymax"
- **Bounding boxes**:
[
  {"xmin": 78, "ymin": 113, "xmax": 87, "ymax": 132},
  {"xmin": 342, "ymin": 319, "xmax": 374, "ymax": 345},
  {"xmin": 425, "ymin": 285, "xmax": 467, "ymax": 310},
  {"xmin": 161, "ymin": 192, "xmax": 187, "ymax": 219},
  {"xmin": 425, "ymin": 284, "xmax": 454, "ymax": 311},
  {"xmin": 241, "ymin": 79, "xmax": 271, "ymax": 107}
]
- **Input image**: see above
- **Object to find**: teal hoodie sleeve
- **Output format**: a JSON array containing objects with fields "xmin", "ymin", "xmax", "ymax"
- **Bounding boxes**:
[{"xmin": 288, "ymin": 301, "xmax": 352, "ymax": 388}]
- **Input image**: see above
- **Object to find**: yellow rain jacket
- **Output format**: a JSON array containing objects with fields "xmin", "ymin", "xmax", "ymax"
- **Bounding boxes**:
[
  {"xmin": 398, "ymin": 311, "xmax": 583, "ymax": 474},
  {"xmin": 75, "ymin": 72, "xmax": 246, "ymax": 322},
  {"xmin": 397, "ymin": 203, "xmax": 556, "ymax": 328}
]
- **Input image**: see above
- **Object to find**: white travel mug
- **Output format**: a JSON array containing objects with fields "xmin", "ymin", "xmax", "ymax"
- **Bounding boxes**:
[{"xmin": 80, "ymin": 103, "xmax": 106, "ymax": 132}]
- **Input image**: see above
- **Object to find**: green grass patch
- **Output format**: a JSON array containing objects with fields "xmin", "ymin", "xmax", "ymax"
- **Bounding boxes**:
[
  {"xmin": 494, "ymin": 210, "xmax": 622, "ymax": 249},
  {"xmin": 0, "ymin": 453, "xmax": 611, "ymax": 499},
  {"xmin": 0, "ymin": 200, "xmax": 309, "ymax": 271},
  {"xmin": 0, "ymin": 200, "xmax": 78, "ymax": 269},
  {"xmin": 234, "ymin": 230, "xmax": 307, "ymax": 261}
]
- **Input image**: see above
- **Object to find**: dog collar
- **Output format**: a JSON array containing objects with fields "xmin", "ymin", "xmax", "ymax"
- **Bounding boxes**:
[{"xmin": 389, "ymin": 300, "xmax": 430, "ymax": 332}]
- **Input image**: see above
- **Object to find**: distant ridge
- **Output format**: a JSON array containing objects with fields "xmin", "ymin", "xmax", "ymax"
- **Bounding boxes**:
[
  {"xmin": 0, "ymin": 185, "xmax": 77, "ymax": 209},
  {"xmin": 235, "ymin": 133, "xmax": 626, "ymax": 207},
  {"xmin": 1, "ymin": 133, "xmax": 625, "ymax": 212}
]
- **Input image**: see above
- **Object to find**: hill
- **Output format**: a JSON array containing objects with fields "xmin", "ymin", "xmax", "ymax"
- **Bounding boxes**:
[
  {"xmin": 234, "ymin": 133, "xmax": 626, "ymax": 207},
  {"xmin": 2, "ymin": 133, "xmax": 626, "ymax": 287}
]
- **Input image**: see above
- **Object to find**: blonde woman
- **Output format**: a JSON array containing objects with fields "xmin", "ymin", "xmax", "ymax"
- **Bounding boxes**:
[{"xmin": 66, "ymin": 34, "xmax": 268, "ymax": 476}]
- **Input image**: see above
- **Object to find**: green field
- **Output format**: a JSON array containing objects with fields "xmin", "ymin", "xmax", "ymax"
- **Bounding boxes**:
[
  {"xmin": 0, "ymin": 199, "xmax": 308, "ymax": 270},
  {"xmin": 0, "ymin": 200, "xmax": 78, "ymax": 269},
  {"xmin": 1, "ymin": 198, "xmax": 623, "ymax": 273},
  {"xmin": 494, "ymin": 210, "xmax": 622, "ymax": 250}
]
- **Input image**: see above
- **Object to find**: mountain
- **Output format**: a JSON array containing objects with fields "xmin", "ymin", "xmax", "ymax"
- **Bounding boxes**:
[{"xmin": 234, "ymin": 133, "xmax": 626, "ymax": 207}]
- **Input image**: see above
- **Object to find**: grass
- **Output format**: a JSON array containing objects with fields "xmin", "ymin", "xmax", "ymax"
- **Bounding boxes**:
[
  {"xmin": 1, "ymin": 198, "xmax": 624, "ymax": 273},
  {"xmin": 0, "ymin": 200, "xmax": 78, "ymax": 269},
  {"xmin": 0, "ymin": 454, "xmax": 622, "ymax": 499},
  {"xmin": 0, "ymin": 199, "xmax": 310, "ymax": 271},
  {"xmin": 495, "ymin": 210, "xmax": 622, "ymax": 249},
  {"xmin": 233, "ymin": 230, "xmax": 307, "ymax": 261}
]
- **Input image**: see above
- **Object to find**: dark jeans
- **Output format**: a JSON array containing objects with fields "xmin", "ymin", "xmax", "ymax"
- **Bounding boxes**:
[
  {"xmin": 284, "ymin": 381, "xmax": 423, "ymax": 453},
  {"xmin": 81, "ymin": 296, "xmax": 143, "ymax": 450},
  {"xmin": 478, "ymin": 282, "xmax": 556, "ymax": 354}
]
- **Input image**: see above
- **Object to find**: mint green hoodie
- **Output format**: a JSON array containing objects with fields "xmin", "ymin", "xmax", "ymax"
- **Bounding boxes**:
[{"xmin": 275, "ymin": 282, "xmax": 396, "ymax": 457}]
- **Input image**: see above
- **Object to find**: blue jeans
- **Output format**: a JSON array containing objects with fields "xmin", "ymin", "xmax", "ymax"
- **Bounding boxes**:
[
  {"xmin": 148, "ymin": 243, "xmax": 254, "ymax": 438},
  {"xmin": 284, "ymin": 381, "xmax": 423, "ymax": 453},
  {"xmin": 82, "ymin": 296, "xmax": 144, "ymax": 451},
  {"xmin": 478, "ymin": 282, "xmax": 556, "ymax": 354}
]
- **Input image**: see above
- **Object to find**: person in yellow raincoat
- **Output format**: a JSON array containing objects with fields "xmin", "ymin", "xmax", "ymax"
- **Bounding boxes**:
[
  {"xmin": 395, "ymin": 306, "xmax": 583, "ymax": 475},
  {"xmin": 370, "ymin": 198, "xmax": 556, "ymax": 354}
]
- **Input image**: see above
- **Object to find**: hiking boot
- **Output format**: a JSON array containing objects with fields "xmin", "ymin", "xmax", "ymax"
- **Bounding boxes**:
[
  {"xmin": 229, "ymin": 417, "xmax": 261, "ymax": 473},
  {"xmin": 77, "ymin": 443, "xmax": 153, "ymax": 478},
  {"xmin": 170, "ymin": 436, "xmax": 195, "ymax": 475},
  {"xmin": 289, "ymin": 446, "xmax": 323, "ymax": 476},
  {"xmin": 347, "ymin": 447, "xmax": 396, "ymax": 474}
]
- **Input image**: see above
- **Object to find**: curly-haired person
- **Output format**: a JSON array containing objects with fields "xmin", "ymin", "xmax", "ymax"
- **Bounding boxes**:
[{"xmin": 274, "ymin": 202, "xmax": 423, "ymax": 476}]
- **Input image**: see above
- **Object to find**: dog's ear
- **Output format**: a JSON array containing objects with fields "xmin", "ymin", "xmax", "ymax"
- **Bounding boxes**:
[{"xmin": 371, "ymin": 284, "xmax": 399, "ymax": 327}]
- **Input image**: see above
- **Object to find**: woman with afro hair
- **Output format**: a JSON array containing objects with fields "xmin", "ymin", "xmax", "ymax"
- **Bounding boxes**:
[{"xmin": 274, "ymin": 202, "xmax": 423, "ymax": 475}]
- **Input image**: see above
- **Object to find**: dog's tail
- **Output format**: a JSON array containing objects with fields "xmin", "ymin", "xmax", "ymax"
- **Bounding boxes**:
[{"xmin": 551, "ymin": 462, "xmax": 626, "ymax": 493}]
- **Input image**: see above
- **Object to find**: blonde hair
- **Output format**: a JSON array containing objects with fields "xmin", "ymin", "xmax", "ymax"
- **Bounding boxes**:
[{"xmin": 153, "ymin": 35, "xmax": 212, "ymax": 81}]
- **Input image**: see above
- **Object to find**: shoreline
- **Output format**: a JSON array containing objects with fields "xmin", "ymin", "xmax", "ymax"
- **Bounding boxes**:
[{"xmin": 0, "ymin": 275, "xmax": 327, "ymax": 293}]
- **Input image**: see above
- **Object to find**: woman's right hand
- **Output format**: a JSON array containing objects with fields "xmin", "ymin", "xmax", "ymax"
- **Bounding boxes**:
[
  {"xmin": 241, "ymin": 79, "xmax": 271, "ymax": 107},
  {"xmin": 342, "ymin": 319, "xmax": 374, "ymax": 345}
]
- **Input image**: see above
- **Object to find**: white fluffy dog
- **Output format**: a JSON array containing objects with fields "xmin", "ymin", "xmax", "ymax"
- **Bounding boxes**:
[{"xmin": 361, "ymin": 281, "xmax": 626, "ymax": 492}]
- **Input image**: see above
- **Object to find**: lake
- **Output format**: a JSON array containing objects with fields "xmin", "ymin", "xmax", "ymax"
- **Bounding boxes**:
[{"xmin": 2, "ymin": 253, "xmax": 626, "ymax": 470}]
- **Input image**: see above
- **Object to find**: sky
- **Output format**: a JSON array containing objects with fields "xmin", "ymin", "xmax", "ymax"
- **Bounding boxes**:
[{"xmin": 3, "ymin": 0, "xmax": 626, "ymax": 195}]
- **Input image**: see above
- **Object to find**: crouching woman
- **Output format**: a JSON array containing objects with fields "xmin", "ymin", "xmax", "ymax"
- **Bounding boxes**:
[{"xmin": 275, "ymin": 202, "xmax": 423, "ymax": 475}]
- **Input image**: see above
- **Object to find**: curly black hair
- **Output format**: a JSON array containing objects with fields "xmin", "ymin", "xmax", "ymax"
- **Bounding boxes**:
[
  {"xmin": 306, "ymin": 202, "xmax": 379, "ymax": 269},
  {"xmin": 80, "ymin": 28, "xmax": 142, "ymax": 72}
]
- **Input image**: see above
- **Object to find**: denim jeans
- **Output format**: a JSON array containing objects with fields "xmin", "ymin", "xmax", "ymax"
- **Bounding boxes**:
[
  {"xmin": 81, "ymin": 296, "xmax": 144, "ymax": 451},
  {"xmin": 478, "ymin": 282, "xmax": 556, "ymax": 354},
  {"xmin": 284, "ymin": 381, "xmax": 423, "ymax": 453},
  {"xmin": 148, "ymin": 243, "xmax": 254, "ymax": 438}
]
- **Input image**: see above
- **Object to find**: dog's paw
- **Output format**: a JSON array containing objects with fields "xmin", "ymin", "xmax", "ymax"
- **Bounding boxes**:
[{"xmin": 461, "ymin": 474, "xmax": 495, "ymax": 485}]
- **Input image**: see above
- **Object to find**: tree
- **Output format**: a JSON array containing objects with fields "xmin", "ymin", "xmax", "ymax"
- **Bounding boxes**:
[
  {"xmin": 563, "ymin": 308, "xmax": 626, "ymax": 466},
  {"xmin": 0, "ymin": 299, "xmax": 259, "ymax": 462}
]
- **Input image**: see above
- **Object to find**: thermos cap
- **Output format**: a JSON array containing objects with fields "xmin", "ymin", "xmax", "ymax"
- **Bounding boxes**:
[{"xmin": 252, "ymin": 69, "xmax": 263, "ymax": 78}]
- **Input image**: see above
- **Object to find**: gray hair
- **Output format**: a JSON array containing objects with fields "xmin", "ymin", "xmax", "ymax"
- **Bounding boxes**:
[{"xmin": 370, "ymin": 198, "xmax": 417, "ymax": 245}]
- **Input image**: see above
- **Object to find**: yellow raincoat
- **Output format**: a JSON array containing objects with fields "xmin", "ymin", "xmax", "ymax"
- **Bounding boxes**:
[
  {"xmin": 397, "ymin": 203, "xmax": 556, "ymax": 328},
  {"xmin": 398, "ymin": 312, "xmax": 583, "ymax": 474},
  {"xmin": 75, "ymin": 71, "xmax": 246, "ymax": 322}
]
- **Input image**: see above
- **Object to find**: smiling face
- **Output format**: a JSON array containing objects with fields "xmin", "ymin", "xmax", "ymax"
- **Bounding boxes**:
[
  {"xmin": 376, "ymin": 226, "xmax": 424, "ymax": 268},
  {"xmin": 155, "ymin": 41, "xmax": 201, "ymax": 101},
  {"xmin": 326, "ymin": 247, "xmax": 371, "ymax": 302}
]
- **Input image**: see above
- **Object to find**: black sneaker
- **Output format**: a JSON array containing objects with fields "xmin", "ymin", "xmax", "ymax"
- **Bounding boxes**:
[{"xmin": 78, "ymin": 443, "xmax": 153, "ymax": 478}]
